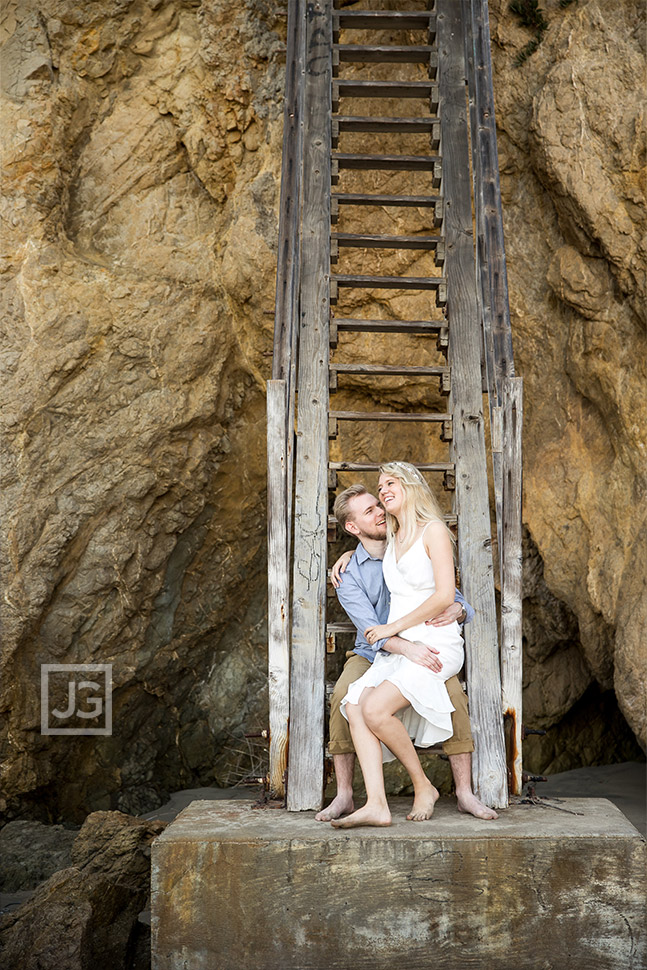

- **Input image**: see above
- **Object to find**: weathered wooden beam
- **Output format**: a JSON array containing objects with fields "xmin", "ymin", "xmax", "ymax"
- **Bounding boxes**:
[
  {"xmin": 463, "ymin": 0, "xmax": 517, "ymax": 572},
  {"xmin": 273, "ymin": 0, "xmax": 306, "ymax": 557},
  {"xmin": 273, "ymin": 0, "xmax": 305, "ymax": 388},
  {"xmin": 501, "ymin": 376, "xmax": 523, "ymax": 795},
  {"xmin": 266, "ymin": 380, "xmax": 290, "ymax": 799},
  {"xmin": 287, "ymin": 0, "xmax": 332, "ymax": 812},
  {"xmin": 437, "ymin": 0, "xmax": 507, "ymax": 808},
  {"xmin": 467, "ymin": 0, "xmax": 515, "ymax": 395},
  {"xmin": 462, "ymin": 0, "xmax": 501, "ymax": 556}
]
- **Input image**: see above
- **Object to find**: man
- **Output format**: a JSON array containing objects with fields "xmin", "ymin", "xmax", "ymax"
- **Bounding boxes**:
[{"xmin": 315, "ymin": 483, "xmax": 497, "ymax": 822}]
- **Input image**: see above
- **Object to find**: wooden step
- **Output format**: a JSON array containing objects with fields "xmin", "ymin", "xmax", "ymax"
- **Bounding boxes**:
[
  {"xmin": 331, "ymin": 192, "xmax": 443, "ymax": 226},
  {"xmin": 325, "ymin": 619, "xmax": 355, "ymax": 634},
  {"xmin": 332, "ymin": 192, "xmax": 442, "ymax": 207},
  {"xmin": 329, "ymin": 410, "xmax": 450, "ymax": 423},
  {"xmin": 333, "ymin": 11, "xmax": 437, "ymax": 43},
  {"xmin": 333, "ymin": 116, "xmax": 439, "ymax": 133},
  {"xmin": 328, "ymin": 461, "xmax": 455, "ymax": 491},
  {"xmin": 333, "ymin": 80, "xmax": 439, "ymax": 112},
  {"xmin": 333, "ymin": 152, "xmax": 440, "ymax": 169},
  {"xmin": 329, "ymin": 362, "xmax": 450, "ymax": 394},
  {"xmin": 332, "ymin": 152, "xmax": 440, "ymax": 175},
  {"xmin": 329, "ymin": 317, "xmax": 449, "ymax": 354},
  {"xmin": 330, "ymin": 274, "xmax": 447, "ymax": 308},
  {"xmin": 333, "ymin": 10, "xmax": 436, "ymax": 28},
  {"xmin": 329, "ymin": 411, "xmax": 453, "ymax": 444},
  {"xmin": 332, "ymin": 317, "xmax": 444, "ymax": 334},
  {"xmin": 334, "ymin": 79, "xmax": 437, "ymax": 99},
  {"xmin": 332, "ymin": 117, "xmax": 440, "ymax": 150},
  {"xmin": 331, "ymin": 154, "xmax": 441, "ymax": 187},
  {"xmin": 332, "ymin": 232, "xmax": 442, "ymax": 249},
  {"xmin": 330, "ymin": 233, "xmax": 444, "ymax": 265},
  {"xmin": 333, "ymin": 45, "xmax": 438, "ymax": 76}
]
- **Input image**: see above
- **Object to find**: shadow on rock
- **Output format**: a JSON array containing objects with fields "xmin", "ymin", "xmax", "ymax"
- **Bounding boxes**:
[{"xmin": 0, "ymin": 811, "xmax": 165, "ymax": 970}]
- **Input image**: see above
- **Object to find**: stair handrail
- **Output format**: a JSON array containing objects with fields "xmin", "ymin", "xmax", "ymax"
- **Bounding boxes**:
[
  {"xmin": 266, "ymin": 0, "xmax": 306, "ymax": 799},
  {"xmin": 462, "ymin": 0, "xmax": 524, "ymax": 794}
]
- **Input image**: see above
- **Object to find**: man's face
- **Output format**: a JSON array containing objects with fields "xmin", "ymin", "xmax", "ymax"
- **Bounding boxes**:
[{"xmin": 345, "ymin": 493, "xmax": 387, "ymax": 541}]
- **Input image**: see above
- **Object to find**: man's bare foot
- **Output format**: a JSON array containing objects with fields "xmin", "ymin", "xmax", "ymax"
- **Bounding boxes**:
[
  {"xmin": 457, "ymin": 791, "xmax": 498, "ymax": 819},
  {"xmin": 315, "ymin": 793, "xmax": 354, "ymax": 822},
  {"xmin": 331, "ymin": 803, "xmax": 391, "ymax": 829},
  {"xmin": 407, "ymin": 781, "xmax": 439, "ymax": 821}
]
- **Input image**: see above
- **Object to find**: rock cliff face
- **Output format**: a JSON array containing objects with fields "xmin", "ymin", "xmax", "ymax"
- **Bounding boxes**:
[
  {"xmin": 489, "ymin": 0, "xmax": 646, "ymax": 766},
  {"xmin": 0, "ymin": 0, "xmax": 644, "ymax": 822}
]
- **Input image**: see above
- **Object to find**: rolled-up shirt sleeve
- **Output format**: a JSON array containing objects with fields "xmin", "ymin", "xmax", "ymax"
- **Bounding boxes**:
[
  {"xmin": 335, "ymin": 572, "xmax": 388, "ymax": 658},
  {"xmin": 455, "ymin": 588, "xmax": 475, "ymax": 625}
]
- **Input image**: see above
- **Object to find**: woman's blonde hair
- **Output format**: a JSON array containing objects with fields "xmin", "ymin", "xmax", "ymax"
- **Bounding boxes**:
[{"xmin": 379, "ymin": 461, "xmax": 454, "ymax": 548}]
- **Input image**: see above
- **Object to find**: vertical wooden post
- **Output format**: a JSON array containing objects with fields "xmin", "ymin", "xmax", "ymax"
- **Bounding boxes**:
[
  {"xmin": 462, "ymin": 0, "xmax": 502, "ymax": 561},
  {"xmin": 273, "ymin": 0, "xmax": 306, "ymax": 546},
  {"xmin": 267, "ymin": 0, "xmax": 305, "ymax": 801},
  {"xmin": 463, "ymin": 0, "xmax": 516, "ymax": 576},
  {"xmin": 438, "ymin": 0, "xmax": 507, "ymax": 808},
  {"xmin": 287, "ymin": 0, "xmax": 331, "ymax": 811},
  {"xmin": 501, "ymin": 376, "xmax": 523, "ymax": 795},
  {"xmin": 266, "ymin": 380, "xmax": 290, "ymax": 798}
]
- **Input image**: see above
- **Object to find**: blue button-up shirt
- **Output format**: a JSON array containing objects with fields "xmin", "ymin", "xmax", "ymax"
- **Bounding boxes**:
[{"xmin": 335, "ymin": 542, "xmax": 474, "ymax": 662}]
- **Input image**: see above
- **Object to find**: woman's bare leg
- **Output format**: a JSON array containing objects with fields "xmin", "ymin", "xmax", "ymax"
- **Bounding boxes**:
[
  {"xmin": 362, "ymin": 681, "xmax": 439, "ymax": 821},
  {"xmin": 331, "ymin": 690, "xmax": 391, "ymax": 829}
]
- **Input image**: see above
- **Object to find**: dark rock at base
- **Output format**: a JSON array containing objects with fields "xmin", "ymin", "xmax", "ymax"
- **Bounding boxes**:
[
  {"xmin": 0, "ymin": 811, "xmax": 165, "ymax": 970},
  {"xmin": 0, "ymin": 820, "xmax": 78, "ymax": 891}
]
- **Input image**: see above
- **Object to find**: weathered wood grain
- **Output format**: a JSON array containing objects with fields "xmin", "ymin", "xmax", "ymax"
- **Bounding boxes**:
[
  {"xmin": 463, "ymin": 0, "xmax": 517, "ymax": 567},
  {"xmin": 333, "ymin": 318, "xmax": 445, "ymax": 336},
  {"xmin": 271, "ymin": 0, "xmax": 305, "ymax": 572},
  {"xmin": 331, "ymin": 273, "xmax": 445, "ymax": 290},
  {"xmin": 287, "ymin": 0, "xmax": 332, "ymax": 812},
  {"xmin": 334, "ymin": 11, "xmax": 436, "ymax": 33},
  {"xmin": 333, "ymin": 79, "xmax": 437, "ymax": 98},
  {"xmin": 333, "ymin": 45, "xmax": 435, "ymax": 65},
  {"xmin": 266, "ymin": 380, "xmax": 290, "ymax": 798},
  {"xmin": 330, "ymin": 409, "xmax": 450, "ymax": 422},
  {"xmin": 501, "ymin": 376, "xmax": 524, "ymax": 795},
  {"xmin": 332, "ymin": 232, "xmax": 442, "ymax": 249},
  {"xmin": 438, "ymin": 0, "xmax": 507, "ymax": 808},
  {"xmin": 332, "ymin": 191, "xmax": 442, "ymax": 207},
  {"xmin": 333, "ymin": 152, "xmax": 441, "ymax": 171},
  {"xmin": 463, "ymin": 0, "xmax": 524, "ymax": 788}
]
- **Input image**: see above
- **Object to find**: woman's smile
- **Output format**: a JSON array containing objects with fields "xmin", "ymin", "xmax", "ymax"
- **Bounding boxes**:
[{"xmin": 377, "ymin": 475, "xmax": 404, "ymax": 514}]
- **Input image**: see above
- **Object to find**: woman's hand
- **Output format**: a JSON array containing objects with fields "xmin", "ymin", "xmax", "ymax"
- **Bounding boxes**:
[
  {"xmin": 330, "ymin": 549, "xmax": 354, "ymax": 588},
  {"xmin": 365, "ymin": 623, "xmax": 396, "ymax": 645}
]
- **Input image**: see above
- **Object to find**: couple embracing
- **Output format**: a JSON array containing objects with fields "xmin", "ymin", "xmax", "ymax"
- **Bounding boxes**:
[{"xmin": 316, "ymin": 461, "xmax": 498, "ymax": 828}]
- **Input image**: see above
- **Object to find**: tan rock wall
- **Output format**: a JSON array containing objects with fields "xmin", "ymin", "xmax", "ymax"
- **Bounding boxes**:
[
  {"xmin": 489, "ymin": 0, "xmax": 646, "ymax": 753},
  {"xmin": 0, "ymin": 0, "xmax": 644, "ymax": 821}
]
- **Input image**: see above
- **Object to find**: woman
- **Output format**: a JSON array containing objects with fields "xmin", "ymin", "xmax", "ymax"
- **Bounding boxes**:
[{"xmin": 332, "ymin": 461, "xmax": 464, "ymax": 829}]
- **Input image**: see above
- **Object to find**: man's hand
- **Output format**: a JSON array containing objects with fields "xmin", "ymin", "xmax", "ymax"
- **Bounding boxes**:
[
  {"xmin": 330, "ymin": 549, "xmax": 354, "ymax": 588},
  {"xmin": 402, "ymin": 640, "xmax": 443, "ymax": 672},
  {"xmin": 426, "ymin": 601, "xmax": 465, "ymax": 627}
]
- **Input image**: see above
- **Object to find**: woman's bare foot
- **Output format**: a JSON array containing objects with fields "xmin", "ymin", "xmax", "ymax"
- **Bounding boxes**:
[
  {"xmin": 315, "ymin": 793, "xmax": 354, "ymax": 822},
  {"xmin": 457, "ymin": 791, "xmax": 498, "ymax": 819},
  {"xmin": 331, "ymin": 802, "xmax": 391, "ymax": 829},
  {"xmin": 407, "ymin": 781, "xmax": 439, "ymax": 821}
]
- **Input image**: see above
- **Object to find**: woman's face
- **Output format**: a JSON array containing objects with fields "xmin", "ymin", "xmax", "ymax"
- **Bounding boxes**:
[{"xmin": 377, "ymin": 473, "xmax": 405, "ymax": 518}]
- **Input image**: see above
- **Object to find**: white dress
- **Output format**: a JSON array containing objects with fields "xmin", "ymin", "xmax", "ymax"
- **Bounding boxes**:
[{"xmin": 341, "ymin": 523, "xmax": 464, "ymax": 762}]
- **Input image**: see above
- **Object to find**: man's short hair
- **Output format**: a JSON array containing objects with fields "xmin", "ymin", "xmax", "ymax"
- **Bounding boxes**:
[{"xmin": 333, "ymin": 483, "xmax": 369, "ymax": 535}]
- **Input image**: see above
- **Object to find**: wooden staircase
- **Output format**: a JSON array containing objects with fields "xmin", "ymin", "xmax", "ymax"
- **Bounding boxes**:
[{"xmin": 267, "ymin": 0, "xmax": 523, "ymax": 812}]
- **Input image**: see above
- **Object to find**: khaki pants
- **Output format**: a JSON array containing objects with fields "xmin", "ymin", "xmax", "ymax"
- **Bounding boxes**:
[{"xmin": 328, "ymin": 651, "xmax": 474, "ymax": 757}]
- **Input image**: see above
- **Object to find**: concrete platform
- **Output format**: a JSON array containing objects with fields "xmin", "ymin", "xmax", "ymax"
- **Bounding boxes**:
[{"xmin": 151, "ymin": 797, "xmax": 646, "ymax": 970}]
